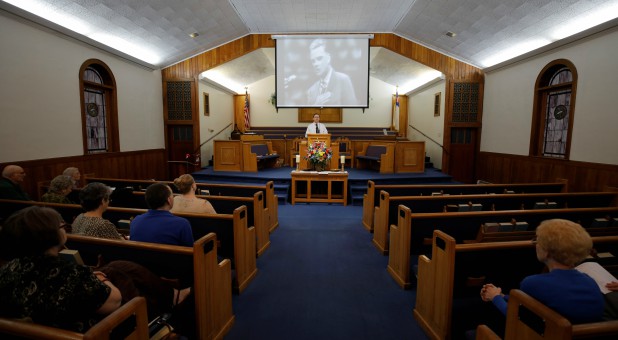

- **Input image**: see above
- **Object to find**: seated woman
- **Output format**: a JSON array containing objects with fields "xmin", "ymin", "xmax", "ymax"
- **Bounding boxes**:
[
  {"xmin": 62, "ymin": 167, "xmax": 81, "ymax": 188},
  {"xmin": 478, "ymin": 219, "xmax": 605, "ymax": 335},
  {"xmin": 41, "ymin": 175, "xmax": 75, "ymax": 204},
  {"xmin": 0, "ymin": 206, "xmax": 122, "ymax": 333},
  {"xmin": 72, "ymin": 182, "xmax": 124, "ymax": 240},
  {"xmin": 170, "ymin": 174, "xmax": 216, "ymax": 214},
  {"xmin": 0, "ymin": 206, "xmax": 191, "ymax": 332}
]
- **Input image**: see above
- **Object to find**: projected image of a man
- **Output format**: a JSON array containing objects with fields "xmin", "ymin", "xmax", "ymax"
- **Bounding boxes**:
[{"xmin": 307, "ymin": 39, "xmax": 357, "ymax": 106}]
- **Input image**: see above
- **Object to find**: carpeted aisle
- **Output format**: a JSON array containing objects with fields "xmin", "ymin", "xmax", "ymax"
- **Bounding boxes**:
[{"xmin": 224, "ymin": 204, "xmax": 428, "ymax": 340}]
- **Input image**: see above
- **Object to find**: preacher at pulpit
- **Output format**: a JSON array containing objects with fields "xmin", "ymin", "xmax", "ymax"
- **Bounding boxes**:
[{"xmin": 305, "ymin": 113, "xmax": 328, "ymax": 137}]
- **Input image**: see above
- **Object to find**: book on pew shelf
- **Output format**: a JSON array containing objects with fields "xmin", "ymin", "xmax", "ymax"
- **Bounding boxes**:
[
  {"xmin": 513, "ymin": 222, "xmax": 529, "ymax": 231},
  {"xmin": 612, "ymin": 218, "xmax": 618, "ymax": 227},
  {"xmin": 576, "ymin": 262, "xmax": 618, "ymax": 294},
  {"xmin": 483, "ymin": 223, "xmax": 500, "ymax": 233},
  {"xmin": 591, "ymin": 218, "xmax": 610, "ymax": 228},
  {"xmin": 449, "ymin": 203, "xmax": 483, "ymax": 212},
  {"xmin": 199, "ymin": 189, "xmax": 210, "ymax": 195},
  {"xmin": 59, "ymin": 249, "xmax": 84, "ymax": 265},
  {"xmin": 492, "ymin": 222, "xmax": 528, "ymax": 232},
  {"xmin": 533, "ymin": 201, "xmax": 558, "ymax": 209},
  {"xmin": 497, "ymin": 223, "xmax": 514, "ymax": 232}
]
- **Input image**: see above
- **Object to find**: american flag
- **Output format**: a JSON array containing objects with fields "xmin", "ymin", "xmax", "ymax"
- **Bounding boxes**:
[{"xmin": 244, "ymin": 90, "xmax": 250, "ymax": 130}]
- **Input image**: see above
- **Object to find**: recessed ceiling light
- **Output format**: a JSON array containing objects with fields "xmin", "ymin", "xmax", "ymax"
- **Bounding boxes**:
[
  {"xmin": 189, "ymin": 32, "xmax": 199, "ymax": 38},
  {"xmin": 446, "ymin": 31, "xmax": 456, "ymax": 38}
]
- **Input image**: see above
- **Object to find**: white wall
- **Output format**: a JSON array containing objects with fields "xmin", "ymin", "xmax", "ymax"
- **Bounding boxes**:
[
  {"xmin": 0, "ymin": 12, "xmax": 164, "ymax": 163},
  {"xmin": 482, "ymin": 27, "xmax": 618, "ymax": 165},
  {"xmin": 408, "ymin": 81, "xmax": 446, "ymax": 169},
  {"xmin": 197, "ymin": 82, "xmax": 234, "ymax": 164},
  {"xmin": 245, "ymin": 75, "xmax": 396, "ymax": 128}
]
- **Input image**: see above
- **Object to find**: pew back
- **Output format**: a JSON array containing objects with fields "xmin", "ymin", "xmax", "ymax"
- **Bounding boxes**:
[
  {"xmin": 84, "ymin": 176, "xmax": 279, "ymax": 233},
  {"xmin": 413, "ymin": 231, "xmax": 618, "ymax": 340},
  {"xmin": 504, "ymin": 289, "xmax": 618, "ymax": 340},
  {"xmin": 64, "ymin": 233, "xmax": 234, "ymax": 340},
  {"xmin": 0, "ymin": 199, "xmax": 256, "ymax": 293},
  {"xmin": 387, "ymin": 205, "xmax": 618, "ymax": 288},
  {"xmin": 174, "ymin": 206, "xmax": 257, "ymax": 293},
  {"xmin": 125, "ymin": 191, "xmax": 269, "ymax": 257},
  {"xmin": 373, "ymin": 190, "xmax": 618, "ymax": 253},
  {"xmin": 0, "ymin": 297, "xmax": 148, "ymax": 340},
  {"xmin": 362, "ymin": 179, "xmax": 568, "ymax": 232}
]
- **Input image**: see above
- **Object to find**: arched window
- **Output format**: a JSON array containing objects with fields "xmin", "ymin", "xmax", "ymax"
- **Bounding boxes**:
[
  {"xmin": 79, "ymin": 59, "xmax": 119, "ymax": 154},
  {"xmin": 530, "ymin": 59, "xmax": 577, "ymax": 159}
]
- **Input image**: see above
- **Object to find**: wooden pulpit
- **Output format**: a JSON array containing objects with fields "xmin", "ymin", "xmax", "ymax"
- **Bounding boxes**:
[
  {"xmin": 307, "ymin": 133, "xmax": 331, "ymax": 147},
  {"xmin": 299, "ymin": 134, "xmax": 340, "ymax": 170}
]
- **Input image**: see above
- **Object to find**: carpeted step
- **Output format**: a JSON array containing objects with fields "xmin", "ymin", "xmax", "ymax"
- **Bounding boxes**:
[
  {"xmin": 349, "ymin": 184, "xmax": 366, "ymax": 206},
  {"xmin": 273, "ymin": 183, "xmax": 290, "ymax": 205}
]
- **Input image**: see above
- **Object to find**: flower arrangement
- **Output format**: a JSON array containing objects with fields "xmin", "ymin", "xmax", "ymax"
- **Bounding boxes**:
[{"xmin": 305, "ymin": 141, "xmax": 332, "ymax": 170}]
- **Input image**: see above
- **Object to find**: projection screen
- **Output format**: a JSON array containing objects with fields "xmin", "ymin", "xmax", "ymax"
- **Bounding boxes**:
[{"xmin": 273, "ymin": 34, "xmax": 371, "ymax": 108}]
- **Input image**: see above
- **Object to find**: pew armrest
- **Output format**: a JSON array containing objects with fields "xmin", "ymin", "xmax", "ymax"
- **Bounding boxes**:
[{"xmin": 0, "ymin": 297, "xmax": 149, "ymax": 340}]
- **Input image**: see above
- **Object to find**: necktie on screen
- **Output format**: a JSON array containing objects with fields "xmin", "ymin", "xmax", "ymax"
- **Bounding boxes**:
[
  {"xmin": 315, "ymin": 123, "xmax": 320, "ymax": 133},
  {"xmin": 319, "ymin": 80, "xmax": 327, "ymax": 95}
]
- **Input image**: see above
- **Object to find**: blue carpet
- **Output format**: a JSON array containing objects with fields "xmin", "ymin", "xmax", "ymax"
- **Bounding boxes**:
[
  {"xmin": 193, "ymin": 166, "xmax": 453, "ymax": 184},
  {"xmin": 224, "ymin": 204, "xmax": 428, "ymax": 340}
]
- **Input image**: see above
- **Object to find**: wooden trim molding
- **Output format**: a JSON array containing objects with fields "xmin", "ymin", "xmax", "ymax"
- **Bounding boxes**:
[
  {"xmin": 476, "ymin": 151, "xmax": 618, "ymax": 192},
  {"xmin": 0, "ymin": 149, "xmax": 166, "ymax": 199},
  {"xmin": 298, "ymin": 108, "xmax": 342, "ymax": 123}
]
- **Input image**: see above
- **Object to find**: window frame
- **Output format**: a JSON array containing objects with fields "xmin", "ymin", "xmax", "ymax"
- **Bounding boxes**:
[
  {"xmin": 79, "ymin": 59, "xmax": 119, "ymax": 154},
  {"xmin": 529, "ymin": 59, "xmax": 578, "ymax": 160}
]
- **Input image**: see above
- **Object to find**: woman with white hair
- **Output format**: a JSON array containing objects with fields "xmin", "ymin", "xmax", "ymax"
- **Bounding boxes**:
[
  {"xmin": 476, "ymin": 219, "xmax": 605, "ymax": 337},
  {"xmin": 62, "ymin": 167, "xmax": 81, "ymax": 188}
]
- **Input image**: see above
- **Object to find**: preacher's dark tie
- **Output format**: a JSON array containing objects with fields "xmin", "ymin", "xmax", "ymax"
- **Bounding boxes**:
[{"xmin": 315, "ymin": 123, "xmax": 320, "ymax": 133}]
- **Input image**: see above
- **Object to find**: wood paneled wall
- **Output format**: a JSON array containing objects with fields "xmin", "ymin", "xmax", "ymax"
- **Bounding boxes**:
[
  {"xmin": 1, "ymin": 149, "xmax": 166, "ymax": 199},
  {"xmin": 162, "ymin": 33, "xmax": 483, "ymax": 82},
  {"xmin": 477, "ymin": 152, "xmax": 618, "ymax": 192}
]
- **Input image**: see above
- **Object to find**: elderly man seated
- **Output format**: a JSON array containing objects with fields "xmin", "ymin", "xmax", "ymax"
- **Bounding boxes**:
[{"xmin": 0, "ymin": 165, "xmax": 31, "ymax": 200}]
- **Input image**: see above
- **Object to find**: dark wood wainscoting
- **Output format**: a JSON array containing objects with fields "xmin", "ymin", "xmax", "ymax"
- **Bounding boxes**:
[
  {"xmin": 477, "ymin": 152, "xmax": 618, "ymax": 192},
  {"xmin": 1, "ymin": 149, "xmax": 166, "ymax": 199}
]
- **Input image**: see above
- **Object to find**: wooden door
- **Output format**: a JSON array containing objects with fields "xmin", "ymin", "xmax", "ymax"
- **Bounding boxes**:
[
  {"xmin": 163, "ymin": 79, "xmax": 199, "ymax": 179},
  {"xmin": 167, "ymin": 125, "xmax": 194, "ymax": 178},
  {"xmin": 448, "ymin": 127, "xmax": 477, "ymax": 183}
]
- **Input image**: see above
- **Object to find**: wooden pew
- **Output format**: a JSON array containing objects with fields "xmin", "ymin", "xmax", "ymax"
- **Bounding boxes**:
[
  {"xmin": 362, "ymin": 179, "xmax": 568, "ymax": 232},
  {"xmin": 84, "ymin": 176, "xmax": 279, "ymax": 233},
  {"xmin": 0, "ymin": 296, "xmax": 148, "ymax": 340},
  {"xmin": 0, "ymin": 200, "xmax": 257, "ymax": 293},
  {"xmin": 125, "ymin": 191, "xmax": 270, "ymax": 257},
  {"xmin": 413, "ymin": 230, "xmax": 618, "ymax": 340},
  {"xmin": 497, "ymin": 289, "xmax": 618, "ymax": 340},
  {"xmin": 241, "ymin": 141, "xmax": 279, "ymax": 172},
  {"xmin": 355, "ymin": 142, "xmax": 395, "ymax": 174},
  {"xmin": 373, "ymin": 190, "xmax": 618, "ymax": 253},
  {"xmin": 387, "ymin": 206, "xmax": 618, "ymax": 288},
  {"xmin": 65, "ymin": 233, "xmax": 234, "ymax": 340},
  {"xmin": 177, "ymin": 207, "xmax": 257, "ymax": 293}
]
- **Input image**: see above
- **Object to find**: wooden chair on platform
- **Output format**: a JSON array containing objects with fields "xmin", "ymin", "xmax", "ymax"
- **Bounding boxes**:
[
  {"xmin": 335, "ymin": 137, "xmax": 353, "ymax": 167},
  {"xmin": 289, "ymin": 137, "xmax": 305, "ymax": 167}
]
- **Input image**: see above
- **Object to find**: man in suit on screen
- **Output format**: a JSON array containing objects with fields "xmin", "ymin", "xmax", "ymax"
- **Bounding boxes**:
[{"xmin": 306, "ymin": 39, "xmax": 357, "ymax": 106}]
